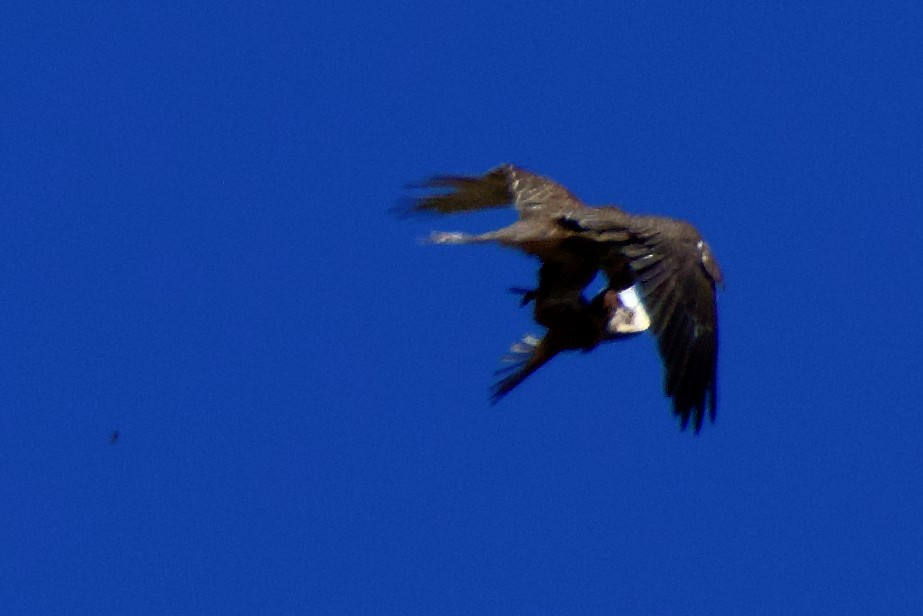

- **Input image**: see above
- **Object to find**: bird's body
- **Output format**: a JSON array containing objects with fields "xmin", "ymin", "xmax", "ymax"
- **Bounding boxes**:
[
  {"xmin": 492, "ymin": 287, "xmax": 636, "ymax": 402},
  {"xmin": 406, "ymin": 164, "xmax": 722, "ymax": 432}
]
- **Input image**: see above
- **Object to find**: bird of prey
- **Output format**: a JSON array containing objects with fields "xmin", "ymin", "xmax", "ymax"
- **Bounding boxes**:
[{"xmin": 405, "ymin": 164, "xmax": 723, "ymax": 431}]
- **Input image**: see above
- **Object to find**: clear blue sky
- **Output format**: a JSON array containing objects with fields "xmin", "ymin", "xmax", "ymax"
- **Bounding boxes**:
[{"xmin": 2, "ymin": 2, "xmax": 921, "ymax": 614}]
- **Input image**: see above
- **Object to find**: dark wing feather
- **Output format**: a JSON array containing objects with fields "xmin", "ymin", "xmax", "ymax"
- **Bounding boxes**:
[
  {"xmin": 625, "ymin": 219, "xmax": 719, "ymax": 432},
  {"xmin": 406, "ymin": 164, "xmax": 588, "ymax": 219},
  {"xmin": 568, "ymin": 209, "xmax": 720, "ymax": 431}
]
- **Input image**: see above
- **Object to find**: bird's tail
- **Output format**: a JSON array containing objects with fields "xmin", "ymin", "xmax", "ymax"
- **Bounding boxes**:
[{"xmin": 490, "ymin": 334, "xmax": 560, "ymax": 404}]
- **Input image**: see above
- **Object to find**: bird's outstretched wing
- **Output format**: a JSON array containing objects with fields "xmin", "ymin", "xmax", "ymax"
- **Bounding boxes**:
[
  {"xmin": 406, "ymin": 164, "xmax": 587, "ymax": 220},
  {"xmin": 572, "ymin": 211, "xmax": 722, "ymax": 431},
  {"xmin": 407, "ymin": 166, "xmax": 609, "ymax": 342}
]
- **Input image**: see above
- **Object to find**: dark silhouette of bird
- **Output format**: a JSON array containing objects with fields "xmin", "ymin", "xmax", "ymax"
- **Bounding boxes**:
[{"xmin": 405, "ymin": 164, "xmax": 723, "ymax": 432}]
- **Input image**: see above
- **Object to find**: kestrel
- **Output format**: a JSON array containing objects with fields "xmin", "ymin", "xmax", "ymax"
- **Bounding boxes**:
[{"xmin": 406, "ymin": 164, "xmax": 723, "ymax": 432}]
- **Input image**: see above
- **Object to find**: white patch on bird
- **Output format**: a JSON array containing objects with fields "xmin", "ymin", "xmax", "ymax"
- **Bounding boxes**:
[
  {"xmin": 508, "ymin": 335, "xmax": 539, "ymax": 355},
  {"xmin": 428, "ymin": 231, "xmax": 468, "ymax": 244},
  {"xmin": 502, "ymin": 334, "xmax": 540, "ymax": 362},
  {"xmin": 618, "ymin": 286, "xmax": 642, "ymax": 310},
  {"xmin": 607, "ymin": 285, "xmax": 651, "ymax": 334}
]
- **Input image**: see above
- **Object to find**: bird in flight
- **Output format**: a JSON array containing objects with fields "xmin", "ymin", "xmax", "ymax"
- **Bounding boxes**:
[{"xmin": 405, "ymin": 164, "xmax": 723, "ymax": 432}]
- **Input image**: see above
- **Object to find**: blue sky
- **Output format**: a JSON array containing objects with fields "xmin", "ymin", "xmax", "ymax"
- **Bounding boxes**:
[{"xmin": 2, "ymin": 1, "xmax": 922, "ymax": 614}]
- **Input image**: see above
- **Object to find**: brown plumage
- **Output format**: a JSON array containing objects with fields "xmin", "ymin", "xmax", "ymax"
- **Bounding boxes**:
[
  {"xmin": 492, "ymin": 288, "xmax": 635, "ymax": 403},
  {"xmin": 406, "ymin": 164, "xmax": 723, "ymax": 432}
]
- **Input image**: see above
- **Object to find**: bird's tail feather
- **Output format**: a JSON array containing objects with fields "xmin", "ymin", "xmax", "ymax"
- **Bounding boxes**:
[{"xmin": 490, "ymin": 334, "xmax": 559, "ymax": 404}]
